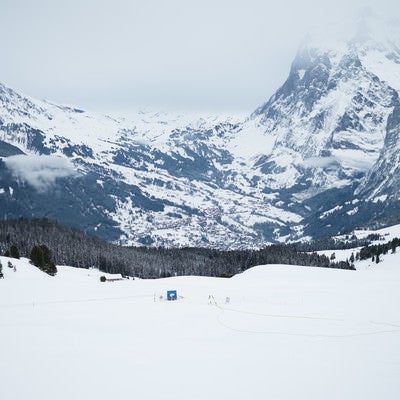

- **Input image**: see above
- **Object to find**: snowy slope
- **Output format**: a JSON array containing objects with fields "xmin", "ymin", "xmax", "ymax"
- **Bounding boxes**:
[
  {"xmin": 313, "ymin": 223, "xmax": 400, "ymax": 265},
  {"xmin": 1, "ymin": 254, "xmax": 399, "ymax": 400},
  {"xmin": 344, "ymin": 222, "xmax": 400, "ymax": 242}
]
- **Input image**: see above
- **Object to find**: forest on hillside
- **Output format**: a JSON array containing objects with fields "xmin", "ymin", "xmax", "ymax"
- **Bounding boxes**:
[{"xmin": 0, "ymin": 219, "xmax": 354, "ymax": 278}]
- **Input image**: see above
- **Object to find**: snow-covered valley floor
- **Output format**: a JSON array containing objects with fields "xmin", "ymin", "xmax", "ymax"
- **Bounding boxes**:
[{"xmin": 1, "ymin": 253, "xmax": 399, "ymax": 400}]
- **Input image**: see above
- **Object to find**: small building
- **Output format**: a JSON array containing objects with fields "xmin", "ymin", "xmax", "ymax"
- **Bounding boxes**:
[{"xmin": 167, "ymin": 290, "xmax": 177, "ymax": 301}]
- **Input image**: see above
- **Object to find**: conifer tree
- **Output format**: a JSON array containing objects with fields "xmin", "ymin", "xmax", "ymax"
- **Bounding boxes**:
[
  {"xmin": 9, "ymin": 245, "xmax": 20, "ymax": 259},
  {"xmin": 30, "ymin": 244, "xmax": 57, "ymax": 276}
]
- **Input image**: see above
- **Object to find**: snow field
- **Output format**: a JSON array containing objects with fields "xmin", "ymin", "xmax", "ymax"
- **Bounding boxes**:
[{"xmin": 0, "ymin": 255, "xmax": 399, "ymax": 400}]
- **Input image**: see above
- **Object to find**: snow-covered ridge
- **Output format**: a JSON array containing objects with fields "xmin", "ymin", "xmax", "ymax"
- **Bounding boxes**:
[{"xmin": 336, "ymin": 223, "xmax": 400, "ymax": 243}]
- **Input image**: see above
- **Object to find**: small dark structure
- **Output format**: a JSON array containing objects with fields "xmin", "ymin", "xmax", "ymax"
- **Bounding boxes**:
[
  {"xmin": 100, "ymin": 276, "xmax": 124, "ymax": 282},
  {"xmin": 167, "ymin": 290, "xmax": 177, "ymax": 301}
]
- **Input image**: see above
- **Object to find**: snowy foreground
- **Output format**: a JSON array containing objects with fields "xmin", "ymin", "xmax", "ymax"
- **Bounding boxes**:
[{"xmin": 1, "ymin": 252, "xmax": 399, "ymax": 400}]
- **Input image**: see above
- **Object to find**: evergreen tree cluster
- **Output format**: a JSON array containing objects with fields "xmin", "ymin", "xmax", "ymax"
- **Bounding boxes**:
[
  {"xmin": 4, "ymin": 244, "xmax": 20, "ymax": 259},
  {"xmin": 356, "ymin": 237, "xmax": 400, "ymax": 263},
  {"xmin": 0, "ymin": 260, "xmax": 3, "ymax": 279},
  {"xmin": 0, "ymin": 218, "xmax": 355, "ymax": 279},
  {"xmin": 29, "ymin": 244, "xmax": 57, "ymax": 276}
]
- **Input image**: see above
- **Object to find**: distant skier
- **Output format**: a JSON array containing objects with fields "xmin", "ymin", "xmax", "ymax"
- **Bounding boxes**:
[{"xmin": 208, "ymin": 295, "xmax": 217, "ymax": 306}]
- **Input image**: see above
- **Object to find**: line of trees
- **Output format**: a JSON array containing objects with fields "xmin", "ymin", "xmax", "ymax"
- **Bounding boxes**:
[
  {"xmin": 0, "ymin": 218, "xmax": 355, "ymax": 279},
  {"xmin": 356, "ymin": 237, "xmax": 400, "ymax": 263},
  {"xmin": 293, "ymin": 234, "xmax": 382, "ymax": 252}
]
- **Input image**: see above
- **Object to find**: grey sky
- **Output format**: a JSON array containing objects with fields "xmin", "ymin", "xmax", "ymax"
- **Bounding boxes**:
[{"xmin": 1, "ymin": 0, "xmax": 398, "ymax": 114}]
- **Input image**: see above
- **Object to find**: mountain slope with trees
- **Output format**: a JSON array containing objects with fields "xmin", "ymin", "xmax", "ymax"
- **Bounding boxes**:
[{"xmin": 0, "ymin": 219, "xmax": 353, "ymax": 278}]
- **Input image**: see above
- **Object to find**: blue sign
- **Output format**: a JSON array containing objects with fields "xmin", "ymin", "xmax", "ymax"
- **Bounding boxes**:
[{"xmin": 167, "ymin": 290, "xmax": 177, "ymax": 300}]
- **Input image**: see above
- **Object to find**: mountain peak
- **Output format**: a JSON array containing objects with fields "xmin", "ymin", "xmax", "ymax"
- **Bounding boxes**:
[{"xmin": 300, "ymin": 12, "xmax": 400, "ymax": 56}]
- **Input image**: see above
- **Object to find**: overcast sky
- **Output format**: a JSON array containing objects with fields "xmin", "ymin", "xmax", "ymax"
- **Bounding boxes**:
[{"xmin": 1, "ymin": 0, "xmax": 398, "ymax": 114}]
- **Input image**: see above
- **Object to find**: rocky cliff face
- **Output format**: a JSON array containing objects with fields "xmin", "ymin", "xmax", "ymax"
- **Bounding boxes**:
[
  {"xmin": 249, "ymin": 21, "xmax": 399, "ymax": 194},
  {"xmin": 356, "ymin": 101, "xmax": 400, "ymax": 200}
]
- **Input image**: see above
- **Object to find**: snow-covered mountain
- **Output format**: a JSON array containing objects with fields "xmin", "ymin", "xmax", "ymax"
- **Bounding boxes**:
[{"xmin": 1, "ymin": 14, "xmax": 400, "ymax": 247}]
